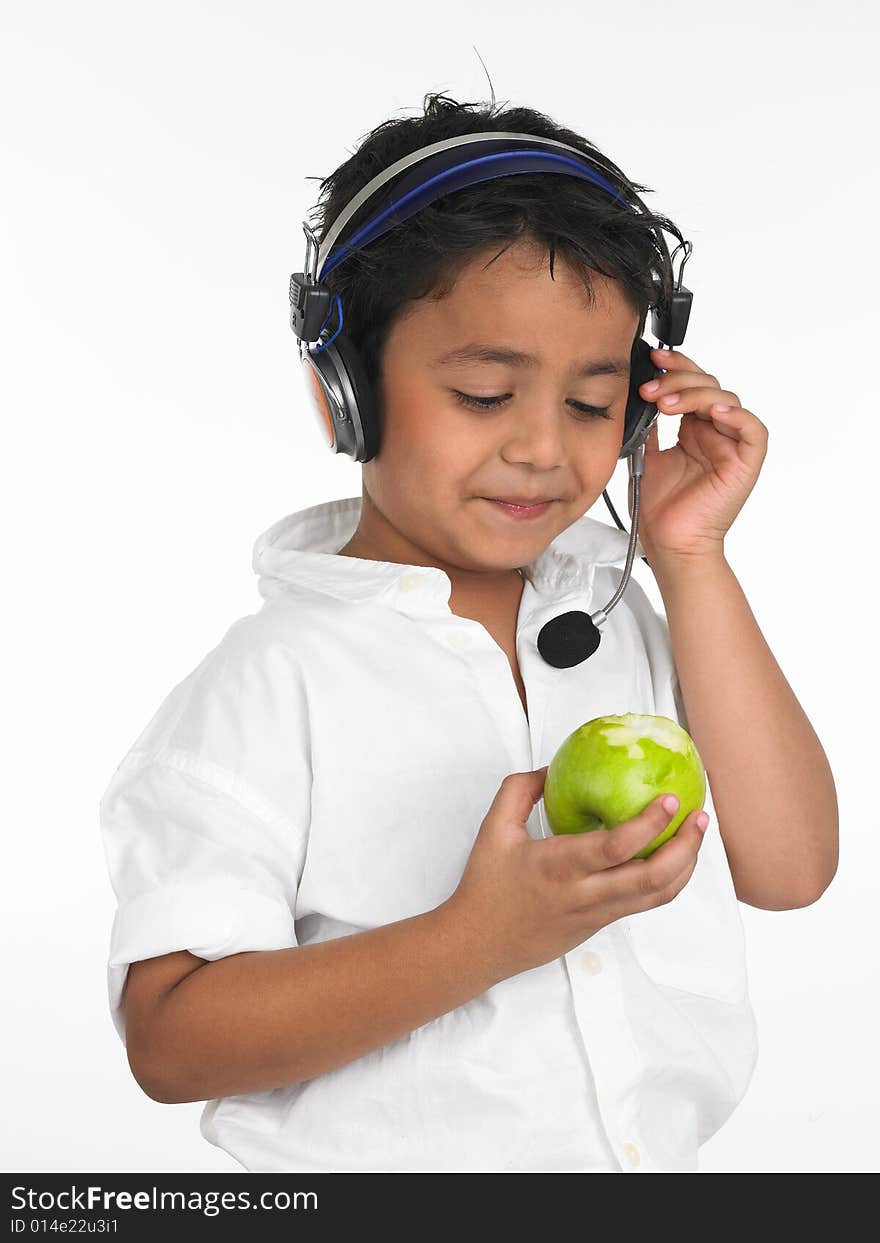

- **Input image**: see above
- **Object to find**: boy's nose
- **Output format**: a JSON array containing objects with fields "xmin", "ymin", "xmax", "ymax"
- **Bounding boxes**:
[{"xmin": 500, "ymin": 410, "xmax": 569, "ymax": 470}]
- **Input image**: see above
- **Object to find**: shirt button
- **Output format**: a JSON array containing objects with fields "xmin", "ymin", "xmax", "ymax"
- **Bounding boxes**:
[
  {"xmin": 579, "ymin": 951, "xmax": 603, "ymax": 976},
  {"xmin": 622, "ymin": 1142, "xmax": 641, "ymax": 1168},
  {"xmin": 398, "ymin": 572, "xmax": 424, "ymax": 592}
]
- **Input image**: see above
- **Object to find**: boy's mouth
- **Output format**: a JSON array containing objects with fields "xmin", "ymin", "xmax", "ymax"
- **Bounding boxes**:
[{"xmin": 481, "ymin": 497, "xmax": 555, "ymax": 518}]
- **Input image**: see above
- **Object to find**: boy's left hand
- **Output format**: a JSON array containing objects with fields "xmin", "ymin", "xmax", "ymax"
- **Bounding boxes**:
[{"xmin": 628, "ymin": 347, "xmax": 769, "ymax": 562}]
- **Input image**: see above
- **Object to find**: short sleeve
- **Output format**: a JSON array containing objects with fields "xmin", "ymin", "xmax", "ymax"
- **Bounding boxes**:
[{"xmin": 98, "ymin": 616, "xmax": 312, "ymax": 1047}]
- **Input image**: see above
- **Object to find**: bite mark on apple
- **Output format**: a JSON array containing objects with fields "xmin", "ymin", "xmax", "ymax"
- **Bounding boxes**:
[{"xmin": 598, "ymin": 714, "xmax": 690, "ymax": 756}]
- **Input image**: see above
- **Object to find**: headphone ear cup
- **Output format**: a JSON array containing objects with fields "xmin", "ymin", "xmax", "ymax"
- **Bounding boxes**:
[
  {"xmin": 332, "ymin": 333, "xmax": 379, "ymax": 463},
  {"xmin": 620, "ymin": 337, "xmax": 662, "ymax": 460},
  {"xmin": 301, "ymin": 333, "xmax": 380, "ymax": 462}
]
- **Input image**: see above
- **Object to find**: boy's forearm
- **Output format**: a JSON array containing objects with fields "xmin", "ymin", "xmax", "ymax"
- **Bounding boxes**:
[
  {"xmin": 136, "ymin": 899, "xmax": 499, "ymax": 1105},
  {"xmin": 650, "ymin": 549, "xmax": 839, "ymax": 910}
]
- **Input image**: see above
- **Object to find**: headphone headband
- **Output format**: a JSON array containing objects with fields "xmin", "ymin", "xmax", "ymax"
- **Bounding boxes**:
[{"xmin": 317, "ymin": 130, "xmax": 651, "ymax": 279}]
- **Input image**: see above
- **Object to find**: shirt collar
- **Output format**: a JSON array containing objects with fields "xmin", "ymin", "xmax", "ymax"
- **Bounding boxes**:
[{"xmin": 253, "ymin": 495, "xmax": 645, "ymax": 614}]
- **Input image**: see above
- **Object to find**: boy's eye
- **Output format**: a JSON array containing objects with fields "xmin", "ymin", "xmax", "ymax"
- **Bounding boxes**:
[{"xmin": 451, "ymin": 391, "xmax": 613, "ymax": 421}]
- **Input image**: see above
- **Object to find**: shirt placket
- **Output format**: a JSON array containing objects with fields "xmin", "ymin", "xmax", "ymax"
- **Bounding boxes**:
[
  {"xmin": 440, "ymin": 615, "xmax": 534, "ymax": 769},
  {"xmin": 562, "ymin": 929, "xmax": 658, "ymax": 1172},
  {"xmin": 518, "ymin": 581, "xmax": 658, "ymax": 1173}
]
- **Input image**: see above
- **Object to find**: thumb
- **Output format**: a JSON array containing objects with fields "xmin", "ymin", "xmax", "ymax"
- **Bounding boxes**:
[
  {"xmin": 488, "ymin": 765, "xmax": 549, "ymax": 826},
  {"xmin": 530, "ymin": 764, "xmax": 550, "ymax": 803}
]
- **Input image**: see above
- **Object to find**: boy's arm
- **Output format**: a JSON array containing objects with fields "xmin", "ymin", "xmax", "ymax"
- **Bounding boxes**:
[
  {"xmin": 126, "ymin": 899, "xmax": 496, "ymax": 1105},
  {"xmin": 651, "ymin": 549, "xmax": 839, "ymax": 910}
]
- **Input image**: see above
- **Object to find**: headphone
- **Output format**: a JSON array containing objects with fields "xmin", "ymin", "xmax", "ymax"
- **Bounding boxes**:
[{"xmin": 288, "ymin": 131, "xmax": 694, "ymax": 666}]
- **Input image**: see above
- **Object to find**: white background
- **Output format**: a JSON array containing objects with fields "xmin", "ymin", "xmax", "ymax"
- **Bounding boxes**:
[{"xmin": 3, "ymin": 0, "xmax": 877, "ymax": 1175}]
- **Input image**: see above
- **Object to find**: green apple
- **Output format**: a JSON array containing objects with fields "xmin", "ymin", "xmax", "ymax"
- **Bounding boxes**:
[{"xmin": 542, "ymin": 713, "xmax": 706, "ymax": 859}]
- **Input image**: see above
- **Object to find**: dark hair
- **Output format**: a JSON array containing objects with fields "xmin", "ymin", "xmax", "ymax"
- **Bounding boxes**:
[{"xmin": 306, "ymin": 91, "xmax": 686, "ymax": 402}]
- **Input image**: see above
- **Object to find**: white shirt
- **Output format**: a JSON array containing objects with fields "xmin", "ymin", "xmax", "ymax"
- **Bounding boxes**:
[{"xmin": 99, "ymin": 494, "xmax": 758, "ymax": 1174}]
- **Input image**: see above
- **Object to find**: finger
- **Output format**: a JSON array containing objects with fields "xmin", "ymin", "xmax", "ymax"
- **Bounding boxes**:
[
  {"xmin": 665, "ymin": 392, "xmax": 769, "ymax": 454},
  {"xmin": 640, "ymin": 370, "xmax": 726, "ymax": 408},
  {"xmin": 576, "ymin": 809, "xmax": 708, "ymax": 911},
  {"xmin": 701, "ymin": 403, "xmax": 770, "ymax": 453},
  {"xmin": 654, "ymin": 386, "xmax": 740, "ymax": 414},
  {"xmin": 559, "ymin": 793, "xmax": 682, "ymax": 874},
  {"xmin": 650, "ymin": 347, "xmax": 711, "ymax": 376},
  {"xmin": 489, "ymin": 766, "xmax": 549, "ymax": 827}
]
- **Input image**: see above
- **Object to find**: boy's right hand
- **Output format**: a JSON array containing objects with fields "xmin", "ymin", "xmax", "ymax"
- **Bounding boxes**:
[{"xmin": 445, "ymin": 765, "xmax": 709, "ymax": 983}]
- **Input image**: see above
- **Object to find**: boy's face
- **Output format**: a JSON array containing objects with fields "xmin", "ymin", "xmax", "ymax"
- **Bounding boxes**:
[{"xmin": 353, "ymin": 238, "xmax": 641, "ymax": 584}]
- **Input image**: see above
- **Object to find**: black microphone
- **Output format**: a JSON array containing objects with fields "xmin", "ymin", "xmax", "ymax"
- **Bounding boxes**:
[{"xmin": 537, "ymin": 611, "xmax": 601, "ymax": 668}]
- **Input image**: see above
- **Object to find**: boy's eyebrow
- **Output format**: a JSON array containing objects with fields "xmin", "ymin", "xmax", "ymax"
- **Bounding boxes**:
[{"xmin": 429, "ymin": 342, "xmax": 631, "ymax": 377}]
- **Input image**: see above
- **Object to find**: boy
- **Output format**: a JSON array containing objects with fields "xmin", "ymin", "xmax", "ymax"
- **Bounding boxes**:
[{"xmin": 99, "ymin": 93, "xmax": 839, "ymax": 1173}]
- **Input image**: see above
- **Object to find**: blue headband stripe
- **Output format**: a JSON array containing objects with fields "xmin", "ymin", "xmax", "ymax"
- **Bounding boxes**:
[{"xmin": 319, "ymin": 149, "xmax": 633, "ymax": 280}]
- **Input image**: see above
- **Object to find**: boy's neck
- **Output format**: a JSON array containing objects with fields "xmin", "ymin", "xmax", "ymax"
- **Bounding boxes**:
[
  {"xmin": 337, "ymin": 535, "xmax": 525, "ymax": 621},
  {"xmin": 336, "ymin": 488, "xmax": 526, "ymax": 608}
]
